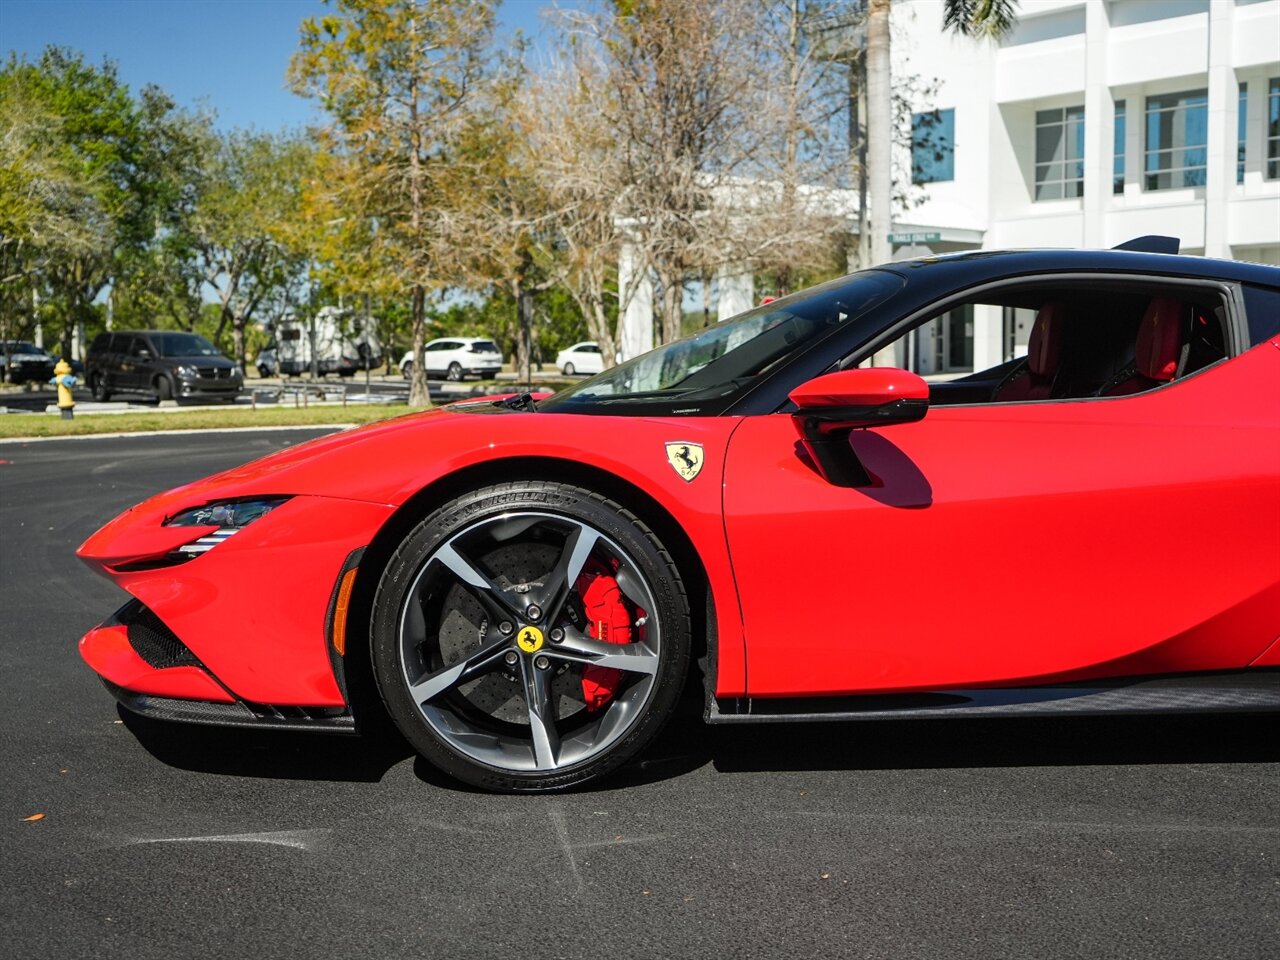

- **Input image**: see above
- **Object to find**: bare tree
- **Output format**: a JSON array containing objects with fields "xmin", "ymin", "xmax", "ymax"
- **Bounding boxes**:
[
  {"xmin": 519, "ymin": 53, "xmax": 626, "ymax": 365},
  {"xmin": 553, "ymin": 0, "xmax": 775, "ymax": 346}
]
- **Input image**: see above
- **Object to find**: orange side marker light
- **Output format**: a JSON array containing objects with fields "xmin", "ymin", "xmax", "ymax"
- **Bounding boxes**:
[{"xmin": 331, "ymin": 567, "xmax": 359, "ymax": 656}]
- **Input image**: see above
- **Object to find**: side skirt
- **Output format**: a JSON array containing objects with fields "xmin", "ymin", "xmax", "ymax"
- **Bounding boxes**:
[{"xmin": 709, "ymin": 670, "xmax": 1280, "ymax": 723}]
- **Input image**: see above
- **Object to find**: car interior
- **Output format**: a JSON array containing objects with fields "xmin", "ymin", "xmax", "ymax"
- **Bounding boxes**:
[{"xmin": 889, "ymin": 282, "xmax": 1231, "ymax": 406}]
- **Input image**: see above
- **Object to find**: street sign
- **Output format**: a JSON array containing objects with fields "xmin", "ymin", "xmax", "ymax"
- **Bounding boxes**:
[{"xmin": 888, "ymin": 231, "xmax": 942, "ymax": 245}]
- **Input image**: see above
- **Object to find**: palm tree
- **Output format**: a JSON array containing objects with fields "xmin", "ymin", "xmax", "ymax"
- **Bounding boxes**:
[
  {"xmin": 865, "ymin": 0, "xmax": 1017, "ymax": 365},
  {"xmin": 865, "ymin": 0, "xmax": 1019, "ymax": 271}
]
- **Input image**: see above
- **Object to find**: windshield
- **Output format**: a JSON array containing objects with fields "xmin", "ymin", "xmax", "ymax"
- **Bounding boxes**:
[
  {"xmin": 4, "ymin": 342, "xmax": 46, "ymax": 355},
  {"xmin": 151, "ymin": 333, "xmax": 221, "ymax": 358},
  {"xmin": 541, "ymin": 269, "xmax": 903, "ymax": 415}
]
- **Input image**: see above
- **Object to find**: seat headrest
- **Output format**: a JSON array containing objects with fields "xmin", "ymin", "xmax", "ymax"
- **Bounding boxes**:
[
  {"xmin": 1027, "ymin": 301, "xmax": 1066, "ymax": 377},
  {"xmin": 1136, "ymin": 297, "xmax": 1184, "ymax": 381}
]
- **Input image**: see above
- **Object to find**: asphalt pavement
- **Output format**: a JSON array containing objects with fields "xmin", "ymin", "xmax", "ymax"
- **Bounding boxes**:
[{"xmin": 2, "ymin": 430, "xmax": 1277, "ymax": 959}]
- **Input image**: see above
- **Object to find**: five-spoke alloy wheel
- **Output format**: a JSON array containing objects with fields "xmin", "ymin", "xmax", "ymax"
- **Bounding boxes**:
[{"xmin": 371, "ymin": 481, "xmax": 690, "ymax": 792}]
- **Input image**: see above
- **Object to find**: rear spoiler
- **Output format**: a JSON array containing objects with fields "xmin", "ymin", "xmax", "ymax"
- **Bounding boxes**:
[{"xmin": 1112, "ymin": 236, "xmax": 1180, "ymax": 255}]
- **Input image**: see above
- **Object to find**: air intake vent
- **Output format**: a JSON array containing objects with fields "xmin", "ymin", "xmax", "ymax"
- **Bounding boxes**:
[{"xmin": 121, "ymin": 601, "xmax": 201, "ymax": 669}]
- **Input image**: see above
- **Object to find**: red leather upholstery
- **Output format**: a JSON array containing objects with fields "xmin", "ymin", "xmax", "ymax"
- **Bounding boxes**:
[
  {"xmin": 1102, "ymin": 297, "xmax": 1185, "ymax": 396},
  {"xmin": 1136, "ymin": 297, "xmax": 1184, "ymax": 380},
  {"xmin": 994, "ymin": 301, "xmax": 1065, "ymax": 402},
  {"xmin": 1026, "ymin": 300, "xmax": 1066, "ymax": 376}
]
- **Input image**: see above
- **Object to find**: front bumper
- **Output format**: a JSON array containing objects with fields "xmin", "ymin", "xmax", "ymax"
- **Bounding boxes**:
[
  {"xmin": 176, "ymin": 377, "xmax": 243, "ymax": 398},
  {"xmin": 6, "ymin": 361, "xmax": 55, "ymax": 383},
  {"xmin": 78, "ymin": 493, "xmax": 395, "ymax": 707}
]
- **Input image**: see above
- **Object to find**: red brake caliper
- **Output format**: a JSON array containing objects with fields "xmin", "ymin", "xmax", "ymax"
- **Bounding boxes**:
[{"xmin": 576, "ymin": 560, "xmax": 645, "ymax": 712}]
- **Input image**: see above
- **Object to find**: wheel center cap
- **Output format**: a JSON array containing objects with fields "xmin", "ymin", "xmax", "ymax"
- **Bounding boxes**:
[{"xmin": 516, "ymin": 626, "xmax": 545, "ymax": 654}]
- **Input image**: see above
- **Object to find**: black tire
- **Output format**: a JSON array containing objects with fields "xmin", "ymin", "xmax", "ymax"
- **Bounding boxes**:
[
  {"xmin": 90, "ymin": 374, "xmax": 111, "ymax": 402},
  {"xmin": 563, "ymin": 362, "xmax": 576, "ymax": 376},
  {"xmin": 156, "ymin": 376, "xmax": 173, "ymax": 402},
  {"xmin": 402, "ymin": 361, "xmax": 413, "ymax": 379},
  {"xmin": 445, "ymin": 361, "xmax": 463, "ymax": 381},
  {"xmin": 371, "ymin": 480, "xmax": 690, "ymax": 792},
  {"xmin": 257, "ymin": 365, "xmax": 271, "ymax": 379}
]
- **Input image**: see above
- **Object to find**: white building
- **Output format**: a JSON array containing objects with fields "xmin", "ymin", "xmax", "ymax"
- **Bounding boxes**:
[{"xmin": 891, "ymin": 0, "xmax": 1280, "ymax": 374}]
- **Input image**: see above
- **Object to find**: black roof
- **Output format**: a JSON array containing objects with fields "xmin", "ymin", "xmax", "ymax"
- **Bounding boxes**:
[{"xmin": 881, "ymin": 248, "xmax": 1280, "ymax": 288}]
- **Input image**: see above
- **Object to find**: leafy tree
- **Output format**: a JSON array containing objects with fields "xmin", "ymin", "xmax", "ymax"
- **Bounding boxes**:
[
  {"xmin": 290, "ymin": 0, "xmax": 501, "ymax": 407},
  {"xmin": 0, "ymin": 50, "xmax": 136, "ymax": 353},
  {"xmin": 186, "ymin": 129, "xmax": 314, "ymax": 366}
]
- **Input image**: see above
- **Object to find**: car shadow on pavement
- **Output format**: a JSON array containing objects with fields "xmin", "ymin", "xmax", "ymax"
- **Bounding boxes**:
[
  {"xmin": 121, "ymin": 702, "xmax": 1280, "ymax": 790},
  {"xmin": 704, "ymin": 711, "xmax": 1280, "ymax": 775},
  {"xmin": 121, "ymin": 707, "xmax": 415, "ymax": 783}
]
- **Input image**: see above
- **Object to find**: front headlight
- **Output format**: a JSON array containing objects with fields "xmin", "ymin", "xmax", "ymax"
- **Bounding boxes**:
[
  {"xmin": 164, "ymin": 497, "xmax": 290, "ymax": 555},
  {"xmin": 175, "ymin": 364, "xmax": 198, "ymax": 379}
]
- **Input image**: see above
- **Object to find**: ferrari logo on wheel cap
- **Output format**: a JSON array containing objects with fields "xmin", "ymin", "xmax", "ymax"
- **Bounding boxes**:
[
  {"xmin": 665, "ymin": 442, "xmax": 705, "ymax": 482},
  {"xmin": 516, "ymin": 626, "xmax": 545, "ymax": 653}
]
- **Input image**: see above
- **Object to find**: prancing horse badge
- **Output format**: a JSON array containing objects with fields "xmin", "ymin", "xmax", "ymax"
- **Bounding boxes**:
[{"xmin": 665, "ymin": 442, "xmax": 705, "ymax": 482}]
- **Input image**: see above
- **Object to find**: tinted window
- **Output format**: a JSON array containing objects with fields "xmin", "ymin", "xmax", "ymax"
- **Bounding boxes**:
[
  {"xmin": 90, "ymin": 333, "xmax": 112, "ymax": 354},
  {"xmin": 470, "ymin": 341, "xmax": 500, "ymax": 352},
  {"xmin": 912, "ymin": 108, "xmax": 955, "ymax": 183},
  {"xmin": 149, "ymin": 333, "xmax": 220, "ymax": 357},
  {"xmin": 1242, "ymin": 284, "xmax": 1280, "ymax": 345},
  {"xmin": 126, "ymin": 336, "xmax": 147, "ymax": 357}
]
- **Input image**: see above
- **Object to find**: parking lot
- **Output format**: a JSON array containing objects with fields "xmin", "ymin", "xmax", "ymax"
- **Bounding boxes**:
[{"xmin": 2, "ymin": 429, "xmax": 1277, "ymax": 959}]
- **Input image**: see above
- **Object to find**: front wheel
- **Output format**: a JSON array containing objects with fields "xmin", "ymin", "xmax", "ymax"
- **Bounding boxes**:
[
  {"xmin": 156, "ymin": 376, "xmax": 173, "ymax": 401},
  {"xmin": 371, "ymin": 481, "xmax": 690, "ymax": 792}
]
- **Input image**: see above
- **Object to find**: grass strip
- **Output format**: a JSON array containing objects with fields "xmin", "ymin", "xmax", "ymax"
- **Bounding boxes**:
[{"xmin": 0, "ymin": 403, "xmax": 411, "ymax": 439}]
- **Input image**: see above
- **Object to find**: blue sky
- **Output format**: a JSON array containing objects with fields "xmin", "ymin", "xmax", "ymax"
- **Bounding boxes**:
[{"xmin": 1, "ymin": 0, "xmax": 569, "ymax": 131}]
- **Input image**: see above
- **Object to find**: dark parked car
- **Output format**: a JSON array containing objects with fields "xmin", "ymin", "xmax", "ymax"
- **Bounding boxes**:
[
  {"xmin": 86, "ymin": 331, "xmax": 243, "ymax": 403},
  {"xmin": 0, "ymin": 340, "xmax": 56, "ymax": 384}
]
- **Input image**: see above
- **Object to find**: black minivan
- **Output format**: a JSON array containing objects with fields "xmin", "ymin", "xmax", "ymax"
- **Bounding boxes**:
[{"xmin": 86, "ymin": 331, "xmax": 243, "ymax": 402}]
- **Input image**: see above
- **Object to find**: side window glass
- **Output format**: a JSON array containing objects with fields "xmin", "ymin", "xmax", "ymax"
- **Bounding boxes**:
[{"xmin": 862, "ymin": 282, "xmax": 1230, "ymax": 405}]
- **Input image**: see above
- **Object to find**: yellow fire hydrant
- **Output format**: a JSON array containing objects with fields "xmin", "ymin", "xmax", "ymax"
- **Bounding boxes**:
[{"xmin": 50, "ymin": 359, "xmax": 78, "ymax": 420}]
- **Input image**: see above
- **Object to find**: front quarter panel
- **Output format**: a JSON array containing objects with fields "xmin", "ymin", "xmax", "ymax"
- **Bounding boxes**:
[{"xmin": 79, "ymin": 407, "xmax": 748, "ymax": 703}]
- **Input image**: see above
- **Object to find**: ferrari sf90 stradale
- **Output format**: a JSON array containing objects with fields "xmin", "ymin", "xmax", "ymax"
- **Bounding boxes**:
[{"xmin": 78, "ymin": 242, "xmax": 1280, "ymax": 791}]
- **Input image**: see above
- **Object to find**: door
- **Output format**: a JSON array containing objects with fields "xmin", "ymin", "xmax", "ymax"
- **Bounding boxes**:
[
  {"xmin": 721, "ymin": 334, "xmax": 1280, "ymax": 698},
  {"xmin": 118, "ymin": 335, "xmax": 147, "ymax": 392}
]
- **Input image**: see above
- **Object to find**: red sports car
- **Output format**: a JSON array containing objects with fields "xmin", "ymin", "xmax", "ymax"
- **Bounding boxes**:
[{"xmin": 77, "ymin": 243, "xmax": 1280, "ymax": 792}]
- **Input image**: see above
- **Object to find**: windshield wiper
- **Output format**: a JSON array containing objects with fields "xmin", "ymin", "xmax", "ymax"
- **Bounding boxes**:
[{"xmin": 493, "ymin": 392, "xmax": 538, "ymax": 412}]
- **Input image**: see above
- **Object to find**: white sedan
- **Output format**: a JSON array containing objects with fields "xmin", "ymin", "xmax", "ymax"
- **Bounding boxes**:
[{"xmin": 555, "ymin": 341, "xmax": 605, "ymax": 376}]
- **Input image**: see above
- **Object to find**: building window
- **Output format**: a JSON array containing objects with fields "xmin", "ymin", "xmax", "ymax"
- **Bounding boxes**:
[
  {"xmin": 1034, "ymin": 106, "xmax": 1085, "ymax": 200},
  {"xmin": 1238, "ymin": 83, "xmax": 1247, "ymax": 184},
  {"xmin": 1145, "ymin": 89, "xmax": 1207, "ymax": 189},
  {"xmin": 912, "ymin": 108, "xmax": 955, "ymax": 183},
  {"xmin": 1269, "ymin": 79, "xmax": 1280, "ymax": 179},
  {"xmin": 1114, "ymin": 100, "xmax": 1125, "ymax": 194}
]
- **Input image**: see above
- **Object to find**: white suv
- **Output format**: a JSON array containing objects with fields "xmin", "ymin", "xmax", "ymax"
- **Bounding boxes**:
[{"xmin": 399, "ymin": 338, "xmax": 504, "ymax": 381}]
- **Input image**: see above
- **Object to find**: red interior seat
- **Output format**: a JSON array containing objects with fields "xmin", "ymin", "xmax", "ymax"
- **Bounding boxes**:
[
  {"xmin": 993, "ymin": 301, "xmax": 1066, "ymax": 402},
  {"xmin": 1099, "ymin": 297, "xmax": 1186, "ymax": 396}
]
